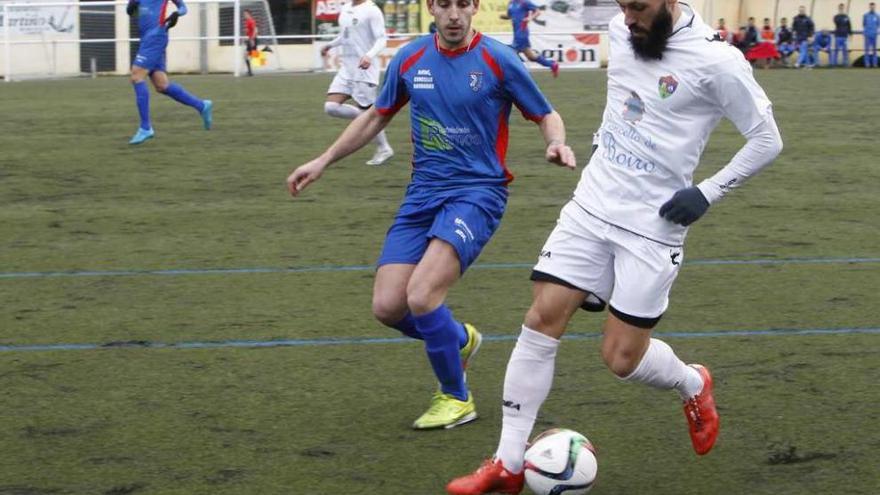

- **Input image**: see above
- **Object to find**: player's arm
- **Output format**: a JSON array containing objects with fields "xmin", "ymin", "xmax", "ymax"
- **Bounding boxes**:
[
  {"xmin": 163, "ymin": 0, "xmax": 187, "ymax": 29},
  {"xmin": 360, "ymin": 8, "xmax": 388, "ymax": 69},
  {"xmin": 660, "ymin": 64, "xmax": 783, "ymax": 226},
  {"xmin": 287, "ymin": 109, "xmax": 393, "ymax": 196},
  {"xmin": 538, "ymin": 111, "xmax": 576, "ymax": 169},
  {"xmin": 321, "ymin": 31, "xmax": 345, "ymax": 56}
]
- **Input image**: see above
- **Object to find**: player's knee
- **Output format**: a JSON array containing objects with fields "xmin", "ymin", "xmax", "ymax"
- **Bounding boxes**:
[
  {"xmin": 372, "ymin": 296, "xmax": 407, "ymax": 327},
  {"xmin": 601, "ymin": 338, "xmax": 642, "ymax": 378},
  {"xmin": 155, "ymin": 81, "xmax": 170, "ymax": 93},
  {"xmin": 405, "ymin": 284, "xmax": 441, "ymax": 315},
  {"xmin": 324, "ymin": 101, "xmax": 340, "ymax": 116},
  {"xmin": 524, "ymin": 303, "xmax": 566, "ymax": 335}
]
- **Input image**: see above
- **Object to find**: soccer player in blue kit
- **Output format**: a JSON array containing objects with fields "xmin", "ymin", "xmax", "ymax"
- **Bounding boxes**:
[
  {"xmin": 500, "ymin": 0, "xmax": 560, "ymax": 77},
  {"xmin": 287, "ymin": 0, "xmax": 576, "ymax": 430},
  {"xmin": 127, "ymin": 0, "xmax": 213, "ymax": 144}
]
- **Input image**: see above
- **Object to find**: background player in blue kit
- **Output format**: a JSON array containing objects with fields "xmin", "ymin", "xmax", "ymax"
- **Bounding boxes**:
[
  {"xmin": 500, "ymin": 0, "xmax": 559, "ymax": 77},
  {"xmin": 127, "ymin": 0, "xmax": 213, "ymax": 144},
  {"xmin": 287, "ymin": 0, "xmax": 576, "ymax": 430},
  {"xmin": 864, "ymin": 3, "xmax": 879, "ymax": 67}
]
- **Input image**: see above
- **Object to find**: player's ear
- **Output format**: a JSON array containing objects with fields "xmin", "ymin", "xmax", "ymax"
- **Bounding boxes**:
[
  {"xmin": 472, "ymin": 0, "xmax": 480, "ymax": 11},
  {"xmin": 426, "ymin": 0, "xmax": 435, "ymax": 15}
]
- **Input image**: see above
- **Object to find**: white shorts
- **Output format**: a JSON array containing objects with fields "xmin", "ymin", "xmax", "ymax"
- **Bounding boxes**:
[
  {"xmin": 532, "ymin": 200, "xmax": 683, "ymax": 327},
  {"xmin": 327, "ymin": 73, "xmax": 378, "ymax": 107}
]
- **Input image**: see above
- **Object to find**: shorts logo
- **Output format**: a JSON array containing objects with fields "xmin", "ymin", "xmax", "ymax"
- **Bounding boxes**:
[
  {"xmin": 454, "ymin": 217, "xmax": 475, "ymax": 243},
  {"xmin": 469, "ymin": 71, "xmax": 483, "ymax": 92},
  {"xmin": 623, "ymin": 91, "xmax": 645, "ymax": 124},
  {"xmin": 659, "ymin": 75, "xmax": 678, "ymax": 99},
  {"xmin": 540, "ymin": 250, "xmax": 551, "ymax": 258},
  {"xmin": 670, "ymin": 251, "xmax": 681, "ymax": 266}
]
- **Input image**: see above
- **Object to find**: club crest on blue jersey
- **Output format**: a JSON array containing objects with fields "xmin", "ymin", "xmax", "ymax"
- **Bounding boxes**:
[
  {"xmin": 623, "ymin": 91, "xmax": 645, "ymax": 124},
  {"xmin": 659, "ymin": 75, "xmax": 678, "ymax": 99},
  {"xmin": 469, "ymin": 71, "xmax": 484, "ymax": 92}
]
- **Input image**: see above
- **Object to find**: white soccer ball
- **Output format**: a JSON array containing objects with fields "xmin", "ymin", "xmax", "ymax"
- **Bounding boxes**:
[{"xmin": 523, "ymin": 428, "xmax": 598, "ymax": 495}]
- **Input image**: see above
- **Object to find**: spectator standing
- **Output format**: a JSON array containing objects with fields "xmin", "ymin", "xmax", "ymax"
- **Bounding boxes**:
[
  {"xmin": 793, "ymin": 6, "xmax": 815, "ymax": 67},
  {"xmin": 865, "ymin": 2, "xmax": 879, "ymax": 67},
  {"xmin": 832, "ymin": 3, "xmax": 852, "ymax": 66}
]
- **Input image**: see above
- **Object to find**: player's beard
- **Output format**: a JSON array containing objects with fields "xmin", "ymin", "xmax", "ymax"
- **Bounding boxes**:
[{"xmin": 629, "ymin": 4, "xmax": 674, "ymax": 61}]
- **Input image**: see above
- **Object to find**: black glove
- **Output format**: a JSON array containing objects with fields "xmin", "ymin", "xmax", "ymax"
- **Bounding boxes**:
[
  {"xmin": 126, "ymin": 1, "xmax": 137, "ymax": 16},
  {"xmin": 164, "ymin": 11, "xmax": 180, "ymax": 29},
  {"xmin": 659, "ymin": 187, "xmax": 710, "ymax": 226}
]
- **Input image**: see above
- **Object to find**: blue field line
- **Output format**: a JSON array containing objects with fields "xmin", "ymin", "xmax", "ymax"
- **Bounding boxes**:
[
  {"xmin": 0, "ymin": 326, "xmax": 877, "ymax": 353},
  {"xmin": 0, "ymin": 256, "xmax": 878, "ymax": 280}
]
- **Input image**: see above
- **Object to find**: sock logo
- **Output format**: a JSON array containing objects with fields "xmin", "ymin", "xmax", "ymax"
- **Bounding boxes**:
[{"xmin": 502, "ymin": 400, "xmax": 521, "ymax": 411}]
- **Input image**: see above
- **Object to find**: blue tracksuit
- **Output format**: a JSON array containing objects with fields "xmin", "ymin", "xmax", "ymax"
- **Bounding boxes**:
[
  {"xmin": 813, "ymin": 31, "xmax": 832, "ymax": 66},
  {"xmin": 865, "ymin": 11, "xmax": 879, "ymax": 67},
  {"xmin": 833, "ymin": 13, "xmax": 852, "ymax": 66}
]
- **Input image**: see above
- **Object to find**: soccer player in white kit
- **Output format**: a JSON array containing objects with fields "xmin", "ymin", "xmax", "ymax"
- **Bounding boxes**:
[
  {"xmin": 447, "ymin": 1, "xmax": 783, "ymax": 493},
  {"xmin": 321, "ymin": 0, "xmax": 394, "ymax": 166}
]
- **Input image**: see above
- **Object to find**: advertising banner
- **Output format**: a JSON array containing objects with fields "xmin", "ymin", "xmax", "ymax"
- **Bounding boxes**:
[
  {"xmin": 315, "ymin": 32, "xmax": 599, "ymax": 71},
  {"xmin": 0, "ymin": 4, "xmax": 76, "ymax": 36}
]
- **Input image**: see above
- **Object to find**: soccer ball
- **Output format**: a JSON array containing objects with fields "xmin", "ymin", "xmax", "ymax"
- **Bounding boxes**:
[{"xmin": 523, "ymin": 428, "xmax": 598, "ymax": 495}]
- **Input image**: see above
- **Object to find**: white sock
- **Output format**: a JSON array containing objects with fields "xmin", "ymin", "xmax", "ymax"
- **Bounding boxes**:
[
  {"xmin": 621, "ymin": 338, "xmax": 704, "ymax": 401},
  {"xmin": 373, "ymin": 130, "xmax": 391, "ymax": 151},
  {"xmin": 495, "ymin": 326, "xmax": 560, "ymax": 474},
  {"xmin": 324, "ymin": 101, "xmax": 362, "ymax": 119}
]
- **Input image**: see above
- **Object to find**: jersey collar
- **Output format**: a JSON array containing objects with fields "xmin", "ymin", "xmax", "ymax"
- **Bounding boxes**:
[{"xmin": 434, "ymin": 32, "xmax": 483, "ymax": 57}]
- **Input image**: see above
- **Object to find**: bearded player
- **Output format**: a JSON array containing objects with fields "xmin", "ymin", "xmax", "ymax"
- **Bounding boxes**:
[{"xmin": 448, "ymin": 0, "xmax": 783, "ymax": 492}]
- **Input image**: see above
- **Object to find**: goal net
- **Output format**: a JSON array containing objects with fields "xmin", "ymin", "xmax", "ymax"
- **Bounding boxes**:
[{"xmin": 1, "ymin": 0, "xmax": 285, "ymax": 81}]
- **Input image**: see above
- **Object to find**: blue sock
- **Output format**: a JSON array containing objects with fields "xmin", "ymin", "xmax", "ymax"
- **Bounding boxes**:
[
  {"xmin": 414, "ymin": 305, "xmax": 468, "ymax": 401},
  {"xmin": 391, "ymin": 313, "xmax": 423, "ymax": 340},
  {"xmin": 133, "ymin": 81, "xmax": 151, "ymax": 130},
  {"xmin": 163, "ymin": 83, "xmax": 205, "ymax": 112},
  {"xmin": 535, "ymin": 55, "xmax": 555, "ymax": 69}
]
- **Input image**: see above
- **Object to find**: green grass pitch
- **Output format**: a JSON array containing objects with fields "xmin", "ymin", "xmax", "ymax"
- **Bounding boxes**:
[{"xmin": 0, "ymin": 69, "xmax": 878, "ymax": 494}]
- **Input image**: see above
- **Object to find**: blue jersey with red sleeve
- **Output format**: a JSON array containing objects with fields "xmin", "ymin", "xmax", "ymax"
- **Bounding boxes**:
[
  {"xmin": 129, "ymin": 0, "xmax": 187, "ymax": 39},
  {"xmin": 508, "ymin": 0, "xmax": 539, "ymax": 39},
  {"xmin": 376, "ymin": 33, "xmax": 553, "ymax": 188}
]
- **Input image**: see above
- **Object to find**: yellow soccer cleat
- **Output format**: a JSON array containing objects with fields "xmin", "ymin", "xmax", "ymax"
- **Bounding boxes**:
[
  {"xmin": 412, "ymin": 391, "xmax": 478, "ymax": 430},
  {"xmin": 460, "ymin": 323, "xmax": 483, "ymax": 370}
]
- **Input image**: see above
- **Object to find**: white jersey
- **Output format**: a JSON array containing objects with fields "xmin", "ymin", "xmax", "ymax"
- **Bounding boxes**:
[
  {"xmin": 331, "ymin": 0, "xmax": 386, "ymax": 85},
  {"xmin": 574, "ymin": 5, "xmax": 775, "ymax": 246}
]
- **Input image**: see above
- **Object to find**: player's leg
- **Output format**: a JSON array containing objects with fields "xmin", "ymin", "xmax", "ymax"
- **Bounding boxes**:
[
  {"xmin": 447, "ymin": 202, "xmax": 613, "ymax": 495},
  {"xmin": 151, "ymin": 68, "xmax": 212, "ymax": 129},
  {"xmin": 604, "ymin": 230, "xmax": 718, "ymax": 455},
  {"xmin": 522, "ymin": 46, "xmax": 559, "ymax": 77},
  {"xmin": 324, "ymin": 72, "xmax": 363, "ymax": 120},
  {"xmin": 870, "ymin": 37, "xmax": 878, "ymax": 66},
  {"xmin": 352, "ymin": 82, "xmax": 393, "ymax": 166},
  {"xmin": 373, "ymin": 263, "xmax": 422, "ymax": 340},
  {"xmin": 831, "ymin": 37, "xmax": 839, "ymax": 66},
  {"xmin": 245, "ymin": 39, "xmax": 255, "ymax": 76},
  {"xmin": 407, "ymin": 238, "xmax": 477, "ymax": 429},
  {"xmin": 129, "ymin": 64, "xmax": 154, "ymax": 144}
]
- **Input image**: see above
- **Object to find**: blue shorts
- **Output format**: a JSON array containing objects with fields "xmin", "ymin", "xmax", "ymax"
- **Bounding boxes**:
[
  {"xmin": 377, "ymin": 185, "xmax": 508, "ymax": 273},
  {"xmin": 511, "ymin": 35, "xmax": 531, "ymax": 51},
  {"xmin": 133, "ymin": 33, "xmax": 168, "ymax": 73}
]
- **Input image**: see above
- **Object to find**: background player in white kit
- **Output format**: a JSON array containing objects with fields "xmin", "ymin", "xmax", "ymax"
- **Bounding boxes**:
[
  {"xmin": 321, "ymin": 0, "xmax": 394, "ymax": 166},
  {"xmin": 447, "ymin": 0, "xmax": 784, "ymax": 493}
]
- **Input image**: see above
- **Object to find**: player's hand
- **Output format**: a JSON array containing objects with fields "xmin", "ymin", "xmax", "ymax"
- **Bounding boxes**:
[
  {"xmin": 321, "ymin": 45, "xmax": 331, "ymax": 57},
  {"xmin": 163, "ymin": 11, "xmax": 180, "ymax": 30},
  {"xmin": 546, "ymin": 142, "xmax": 576, "ymax": 170},
  {"xmin": 358, "ymin": 56, "xmax": 372, "ymax": 69},
  {"xmin": 659, "ymin": 187, "xmax": 710, "ymax": 226},
  {"xmin": 287, "ymin": 160, "xmax": 327, "ymax": 197}
]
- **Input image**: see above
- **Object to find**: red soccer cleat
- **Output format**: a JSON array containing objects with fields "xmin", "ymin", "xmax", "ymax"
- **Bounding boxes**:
[
  {"xmin": 446, "ymin": 458, "xmax": 525, "ymax": 495},
  {"xmin": 683, "ymin": 364, "xmax": 719, "ymax": 455},
  {"xmin": 550, "ymin": 61, "xmax": 560, "ymax": 78}
]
